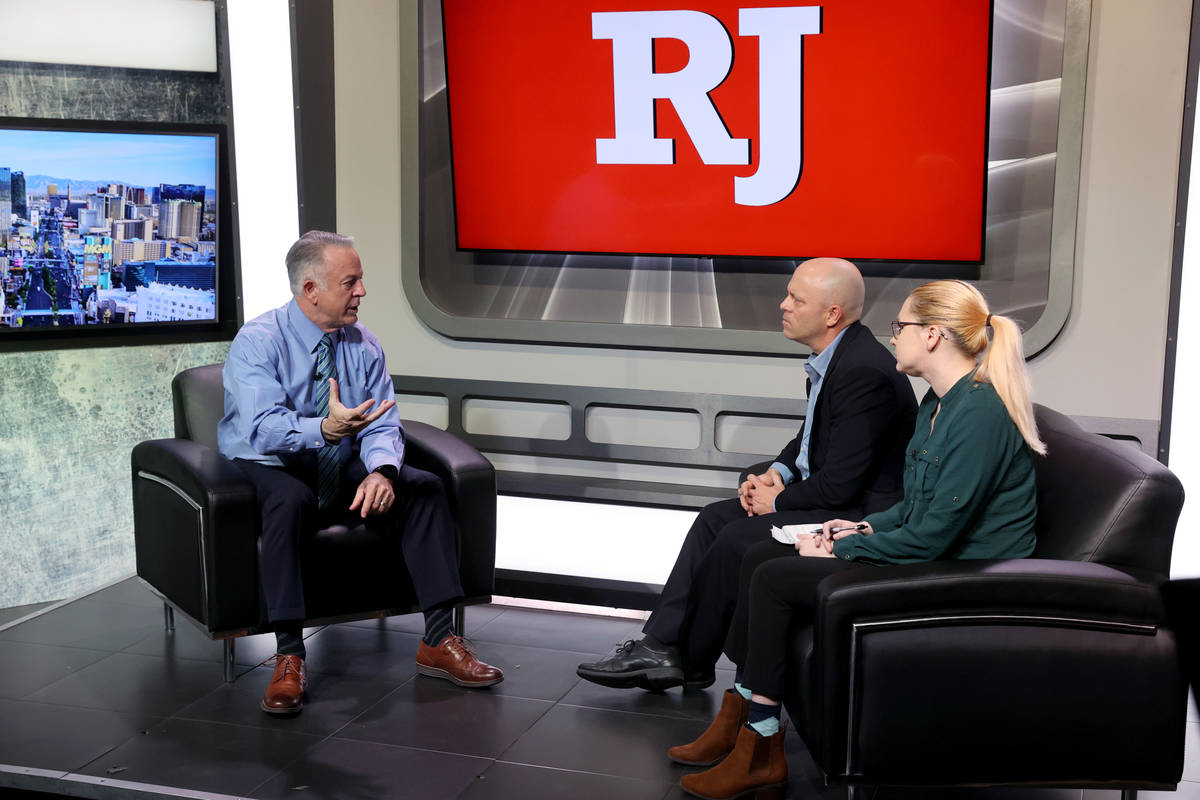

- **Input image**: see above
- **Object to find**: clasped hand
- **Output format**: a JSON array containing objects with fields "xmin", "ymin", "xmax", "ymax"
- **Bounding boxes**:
[
  {"xmin": 320, "ymin": 378, "xmax": 395, "ymax": 443},
  {"xmin": 738, "ymin": 468, "xmax": 785, "ymax": 517}
]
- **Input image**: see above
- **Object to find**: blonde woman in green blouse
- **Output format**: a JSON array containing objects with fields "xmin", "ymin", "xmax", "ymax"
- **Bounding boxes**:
[{"xmin": 672, "ymin": 280, "xmax": 1046, "ymax": 800}]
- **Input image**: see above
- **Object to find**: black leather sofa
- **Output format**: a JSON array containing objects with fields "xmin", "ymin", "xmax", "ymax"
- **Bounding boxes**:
[
  {"xmin": 131, "ymin": 364, "xmax": 497, "ymax": 680},
  {"xmin": 761, "ymin": 405, "xmax": 1187, "ymax": 794}
]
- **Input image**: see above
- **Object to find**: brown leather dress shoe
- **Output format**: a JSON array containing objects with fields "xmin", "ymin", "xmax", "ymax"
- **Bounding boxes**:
[
  {"xmin": 669, "ymin": 689, "xmax": 750, "ymax": 766},
  {"xmin": 416, "ymin": 634, "xmax": 504, "ymax": 688},
  {"xmin": 261, "ymin": 654, "xmax": 307, "ymax": 715},
  {"xmin": 679, "ymin": 725, "xmax": 787, "ymax": 800}
]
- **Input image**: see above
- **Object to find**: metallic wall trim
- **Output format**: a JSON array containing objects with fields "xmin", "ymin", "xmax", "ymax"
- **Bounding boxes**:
[
  {"xmin": 1070, "ymin": 415, "xmax": 1160, "ymax": 458},
  {"xmin": 1158, "ymin": 0, "xmax": 1200, "ymax": 463},
  {"xmin": 401, "ymin": 2, "xmax": 1091, "ymax": 358},
  {"xmin": 1022, "ymin": 0, "xmax": 1091, "ymax": 356},
  {"xmin": 289, "ymin": 0, "xmax": 338, "ymax": 234}
]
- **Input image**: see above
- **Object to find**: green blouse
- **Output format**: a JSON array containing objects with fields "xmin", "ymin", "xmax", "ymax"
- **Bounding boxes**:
[{"xmin": 832, "ymin": 372, "xmax": 1036, "ymax": 565}]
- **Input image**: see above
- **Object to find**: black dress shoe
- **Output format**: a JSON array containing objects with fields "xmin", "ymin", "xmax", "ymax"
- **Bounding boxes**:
[{"xmin": 577, "ymin": 638, "xmax": 685, "ymax": 691}]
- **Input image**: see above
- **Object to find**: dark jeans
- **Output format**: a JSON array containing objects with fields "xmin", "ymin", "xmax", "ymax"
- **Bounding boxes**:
[
  {"xmin": 642, "ymin": 497, "xmax": 856, "ymax": 675},
  {"xmin": 235, "ymin": 457, "xmax": 463, "ymax": 623},
  {"xmin": 727, "ymin": 539, "xmax": 863, "ymax": 699}
]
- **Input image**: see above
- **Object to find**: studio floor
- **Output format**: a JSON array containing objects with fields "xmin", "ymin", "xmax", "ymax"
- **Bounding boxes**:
[{"xmin": 0, "ymin": 578, "xmax": 1198, "ymax": 800}]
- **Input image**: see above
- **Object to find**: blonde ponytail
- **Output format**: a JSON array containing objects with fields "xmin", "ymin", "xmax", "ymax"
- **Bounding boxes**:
[{"xmin": 908, "ymin": 281, "xmax": 1046, "ymax": 455}]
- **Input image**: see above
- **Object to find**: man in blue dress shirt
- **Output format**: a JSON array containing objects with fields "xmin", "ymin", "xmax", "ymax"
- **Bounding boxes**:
[{"xmin": 219, "ymin": 230, "xmax": 502, "ymax": 715}]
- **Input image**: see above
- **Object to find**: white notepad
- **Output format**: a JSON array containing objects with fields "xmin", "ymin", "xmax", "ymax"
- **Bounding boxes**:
[{"xmin": 770, "ymin": 523, "xmax": 824, "ymax": 545}]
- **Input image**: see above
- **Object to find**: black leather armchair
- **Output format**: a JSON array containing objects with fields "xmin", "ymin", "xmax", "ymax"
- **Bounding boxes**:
[
  {"xmin": 131, "ymin": 363, "xmax": 497, "ymax": 680},
  {"xmin": 764, "ymin": 405, "xmax": 1187, "ymax": 795}
]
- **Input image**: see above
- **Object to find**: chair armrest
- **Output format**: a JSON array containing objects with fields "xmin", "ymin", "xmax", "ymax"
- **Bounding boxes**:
[
  {"xmin": 131, "ymin": 438, "xmax": 260, "ymax": 632},
  {"xmin": 804, "ymin": 559, "xmax": 1183, "ymax": 782},
  {"xmin": 402, "ymin": 420, "xmax": 497, "ymax": 599},
  {"xmin": 818, "ymin": 559, "xmax": 1165, "ymax": 635}
]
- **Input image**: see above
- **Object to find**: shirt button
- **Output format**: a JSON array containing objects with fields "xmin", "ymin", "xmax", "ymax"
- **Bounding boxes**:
[
  {"xmin": 842, "ymin": 554, "xmax": 851, "ymax": 560},
  {"xmin": 922, "ymin": 449, "xmax": 927, "ymax": 454}
]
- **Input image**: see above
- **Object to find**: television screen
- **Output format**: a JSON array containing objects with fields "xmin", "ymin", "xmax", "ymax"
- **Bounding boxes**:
[
  {"xmin": 0, "ymin": 120, "xmax": 224, "ymax": 330},
  {"xmin": 440, "ymin": 0, "xmax": 991, "ymax": 263}
]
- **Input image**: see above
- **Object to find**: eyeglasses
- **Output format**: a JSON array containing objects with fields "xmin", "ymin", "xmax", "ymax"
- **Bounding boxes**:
[
  {"xmin": 890, "ymin": 320, "xmax": 922, "ymax": 338},
  {"xmin": 890, "ymin": 320, "xmax": 950, "ymax": 340}
]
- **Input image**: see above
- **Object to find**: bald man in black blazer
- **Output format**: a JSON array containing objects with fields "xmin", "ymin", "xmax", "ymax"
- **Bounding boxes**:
[{"xmin": 578, "ymin": 259, "xmax": 917, "ymax": 691}]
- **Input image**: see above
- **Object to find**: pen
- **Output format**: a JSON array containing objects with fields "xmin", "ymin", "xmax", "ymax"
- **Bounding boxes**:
[{"xmin": 808, "ymin": 523, "xmax": 868, "ymax": 536}]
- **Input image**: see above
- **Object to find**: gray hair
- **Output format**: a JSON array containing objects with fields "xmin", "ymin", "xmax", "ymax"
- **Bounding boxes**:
[{"xmin": 285, "ymin": 230, "xmax": 356, "ymax": 295}]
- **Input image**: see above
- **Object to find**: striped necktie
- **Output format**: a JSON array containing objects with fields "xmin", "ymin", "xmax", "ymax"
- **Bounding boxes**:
[{"xmin": 313, "ymin": 333, "xmax": 339, "ymax": 510}]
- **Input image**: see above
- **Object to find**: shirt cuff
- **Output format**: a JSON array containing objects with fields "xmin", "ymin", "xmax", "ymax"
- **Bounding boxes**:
[
  {"xmin": 301, "ymin": 416, "xmax": 327, "ymax": 449},
  {"xmin": 769, "ymin": 461, "xmax": 795, "ymax": 485},
  {"xmin": 832, "ymin": 536, "xmax": 861, "ymax": 561}
]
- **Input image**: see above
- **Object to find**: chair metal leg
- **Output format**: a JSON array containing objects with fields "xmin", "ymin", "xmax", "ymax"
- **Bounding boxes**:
[
  {"xmin": 1121, "ymin": 791, "xmax": 1137, "ymax": 800},
  {"xmin": 223, "ymin": 639, "xmax": 235, "ymax": 683},
  {"xmin": 163, "ymin": 603, "xmax": 175, "ymax": 633},
  {"xmin": 453, "ymin": 604, "xmax": 466, "ymax": 636}
]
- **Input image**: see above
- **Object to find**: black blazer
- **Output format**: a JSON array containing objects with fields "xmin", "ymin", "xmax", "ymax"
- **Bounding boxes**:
[{"xmin": 772, "ymin": 320, "xmax": 917, "ymax": 515}]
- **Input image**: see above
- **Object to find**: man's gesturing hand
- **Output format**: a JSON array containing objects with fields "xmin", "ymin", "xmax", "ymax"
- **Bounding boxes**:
[
  {"xmin": 350, "ymin": 471, "xmax": 394, "ymax": 518},
  {"xmin": 320, "ymin": 378, "xmax": 395, "ymax": 443}
]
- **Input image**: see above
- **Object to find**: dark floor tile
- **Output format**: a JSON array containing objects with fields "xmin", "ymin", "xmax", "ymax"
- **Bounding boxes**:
[
  {"xmin": 74, "ymin": 716, "xmax": 321, "ymax": 796},
  {"xmin": 0, "ymin": 641, "xmax": 112, "ymax": 700},
  {"xmin": 122, "ymin": 621, "xmax": 284, "ymax": 670},
  {"xmin": 336, "ymin": 676, "xmax": 552, "ymax": 758},
  {"xmin": 343, "ymin": 602, "xmax": 507, "ymax": 637},
  {"xmin": 175, "ymin": 661, "xmax": 399, "ymax": 737},
  {"xmin": 86, "ymin": 577, "xmax": 164, "ymax": 609},
  {"xmin": 657, "ymin": 731, "xmax": 857, "ymax": 800},
  {"xmin": 561, "ymin": 669, "xmax": 736, "ymax": 721},
  {"xmin": 463, "ymin": 640, "xmax": 593, "ymax": 702},
  {"xmin": 0, "ymin": 697, "xmax": 158, "ymax": 772},
  {"xmin": 499, "ymin": 704, "xmax": 706, "ymax": 782},
  {"xmin": 463, "ymin": 761, "xmax": 671, "ymax": 800},
  {"xmin": 24, "ymin": 651, "xmax": 222, "ymax": 717},
  {"xmin": 249, "ymin": 737, "xmax": 488, "ymax": 800},
  {"xmin": 1141, "ymin": 782, "xmax": 1200, "ymax": 800},
  {"xmin": 298, "ymin": 624, "xmax": 422, "ymax": 682},
  {"xmin": 0, "ymin": 598, "xmax": 163, "ymax": 652},
  {"xmin": 0, "ymin": 600, "xmax": 56, "ymax": 628},
  {"xmin": 873, "ymin": 789, "xmax": 1083, "ymax": 799},
  {"xmin": 470, "ymin": 606, "xmax": 644, "ymax": 655}
]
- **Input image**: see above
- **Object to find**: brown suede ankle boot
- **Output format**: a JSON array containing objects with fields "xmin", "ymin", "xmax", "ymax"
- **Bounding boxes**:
[
  {"xmin": 679, "ymin": 724, "xmax": 787, "ymax": 800},
  {"xmin": 668, "ymin": 689, "xmax": 750, "ymax": 766}
]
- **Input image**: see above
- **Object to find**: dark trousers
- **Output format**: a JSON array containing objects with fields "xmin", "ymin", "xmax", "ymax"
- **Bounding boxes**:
[
  {"xmin": 235, "ymin": 457, "xmax": 463, "ymax": 623},
  {"xmin": 642, "ymin": 497, "xmax": 856, "ymax": 674},
  {"xmin": 728, "ymin": 539, "xmax": 863, "ymax": 699}
]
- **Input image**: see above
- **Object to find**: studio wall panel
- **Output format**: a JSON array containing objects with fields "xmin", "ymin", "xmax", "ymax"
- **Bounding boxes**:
[{"xmin": 0, "ymin": 22, "xmax": 235, "ymax": 607}]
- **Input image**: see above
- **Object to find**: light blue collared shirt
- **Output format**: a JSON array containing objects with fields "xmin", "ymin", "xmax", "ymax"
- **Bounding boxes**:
[
  {"xmin": 217, "ymin": 299, "xmax": 403, "ymax": 472},
  {"xmin": 770, "ymin": 325, "xmax": 850, "ymax": 489}
]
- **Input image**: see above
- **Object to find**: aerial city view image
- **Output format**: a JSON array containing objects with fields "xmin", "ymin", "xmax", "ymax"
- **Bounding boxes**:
[{"xmin": 0, "ymin": 127, "xmax": 219, "ymax": 327}]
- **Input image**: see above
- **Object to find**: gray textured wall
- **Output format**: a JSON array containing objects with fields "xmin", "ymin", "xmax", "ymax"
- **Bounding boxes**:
[
  {"xmin": 0, "ymin": 342, "xmax": 229, "ymax": 606},
  {"xmin": 0, "ymin": 53, "xmax": 235, "ymax": 607}
]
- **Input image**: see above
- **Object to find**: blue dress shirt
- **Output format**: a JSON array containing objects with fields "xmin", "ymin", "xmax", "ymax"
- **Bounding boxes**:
[
  {"xmin": 769, "ymin": 326, "xmax": 849, "ymax": 490},
  {"xmin": 217, "ymin": 299, "xmax": 404, "ymax": 473}
]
